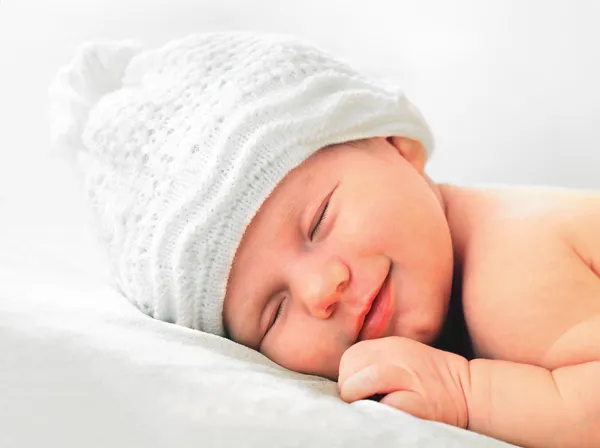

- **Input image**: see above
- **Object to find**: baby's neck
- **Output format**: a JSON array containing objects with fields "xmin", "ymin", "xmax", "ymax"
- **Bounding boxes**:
[
  {"xmin": 432, "ymin": 255, "xmax": 474, "ymax": 359},
  {"xmin": 432, "ymin": 183, "xmax": 492, "ymax": 358},
  {"xmin": 437, "ymin": 183, "xmax": 490, "ymax": 268}
]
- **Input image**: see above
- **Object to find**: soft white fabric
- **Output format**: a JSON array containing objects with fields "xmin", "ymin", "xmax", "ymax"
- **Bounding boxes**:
[
  {"xmin": 48, "ymin": 32, "xmax": 434, "ymax": 335},
  {"xmin": 0, "ymin": 257, "xmax": 511, "ymax": 448}
]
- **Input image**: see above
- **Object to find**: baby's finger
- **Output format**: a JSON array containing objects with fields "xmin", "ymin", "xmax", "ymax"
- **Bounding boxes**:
[
  {"xmin": 380, "ymin": 390, "xmax": 430, "ymax": 421},
  {"xmin": 338, "ymin": 340, "xmax": 384, "ymax": 385},
  {"xmin": 339, "ymin": 363, "xmax": 413, "ymax": 403},
  {"xmin": 338, "ymin": 337, "xmax": 407, "ymax": 385}
]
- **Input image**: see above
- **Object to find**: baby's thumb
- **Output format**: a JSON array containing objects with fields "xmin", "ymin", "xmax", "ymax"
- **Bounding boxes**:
[
  {"xmin": 380, "ymin": 390, "xmax": 430, "ymax": 421},
  {"xmin": 339, "ymin": 364, "xmax": 413, "ymax": 403}
]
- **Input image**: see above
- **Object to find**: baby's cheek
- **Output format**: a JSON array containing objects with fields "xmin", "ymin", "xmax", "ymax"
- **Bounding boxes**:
[{"xmin": 269, "ymin": 332, "xmax": 344, "ymax": 379}]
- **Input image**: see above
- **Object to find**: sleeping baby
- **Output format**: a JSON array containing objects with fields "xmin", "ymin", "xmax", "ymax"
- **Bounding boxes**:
[{"xmin": 50, "ymin": 32, "xmax": 600, "ymax": 448}]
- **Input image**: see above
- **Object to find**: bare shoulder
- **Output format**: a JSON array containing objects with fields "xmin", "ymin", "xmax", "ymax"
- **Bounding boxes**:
[{"xmin": 440, "ymin": 184, "xmax": 600, "ymax": 368}]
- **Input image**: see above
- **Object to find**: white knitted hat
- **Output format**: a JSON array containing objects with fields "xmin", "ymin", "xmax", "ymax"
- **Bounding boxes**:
[{"xmin": 49, "ymin": 32, "xmax": 434, "ymax": 336}]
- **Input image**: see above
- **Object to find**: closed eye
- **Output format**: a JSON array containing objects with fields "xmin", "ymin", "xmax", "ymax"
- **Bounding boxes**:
[
  {"xmin": 310, "ymin": 184, "xmax": 338, "ymax": 240},
  {"xmin": 267, "ymin": 297, "xmax": 287, "ymax": 333},
  {"xmin": 310, "ymin": 200, "xmax": 330, "ymax": 240}
]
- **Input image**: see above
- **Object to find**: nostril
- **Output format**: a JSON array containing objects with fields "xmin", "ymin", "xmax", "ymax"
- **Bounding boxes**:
[{"xmin": 324, "ymin": 300, "xmax": 338, "ymax": 318}]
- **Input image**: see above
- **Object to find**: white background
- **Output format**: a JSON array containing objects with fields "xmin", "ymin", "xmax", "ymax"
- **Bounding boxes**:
[{"xmin": 0, "ymin": 0, "xmax": 599, "ymax": 274}]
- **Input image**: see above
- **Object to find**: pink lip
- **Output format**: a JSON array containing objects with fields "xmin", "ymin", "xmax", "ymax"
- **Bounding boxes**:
[{"xmin": 357, "ymin": 269, "xmax": 393, "ymax": 342}]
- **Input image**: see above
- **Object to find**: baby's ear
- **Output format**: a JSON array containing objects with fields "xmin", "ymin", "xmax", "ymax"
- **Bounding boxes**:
[{"xmin": 386, "ymin": 136, "xmax": 427, "ymax": 174}]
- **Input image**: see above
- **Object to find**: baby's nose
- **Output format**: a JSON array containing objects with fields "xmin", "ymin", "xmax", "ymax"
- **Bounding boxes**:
[{"xmin": 294, "ymin": 256, "xmax": 350, "ymax": 319}]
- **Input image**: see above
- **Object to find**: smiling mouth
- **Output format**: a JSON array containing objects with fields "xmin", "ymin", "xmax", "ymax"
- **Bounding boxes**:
[{"xmin": 357, "ymin": 268, "xmax": 393, "ymax": 342}]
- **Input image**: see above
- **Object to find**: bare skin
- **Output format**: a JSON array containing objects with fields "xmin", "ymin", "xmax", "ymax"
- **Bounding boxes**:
[{"xmin": 223, "ymin": 136, "xmax": 600, "ymax": 447}]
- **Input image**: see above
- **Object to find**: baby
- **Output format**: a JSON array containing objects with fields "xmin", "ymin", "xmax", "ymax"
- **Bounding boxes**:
[{"xmin": 50, "ymin": 32, "xmax": 600, "ymax": 447}]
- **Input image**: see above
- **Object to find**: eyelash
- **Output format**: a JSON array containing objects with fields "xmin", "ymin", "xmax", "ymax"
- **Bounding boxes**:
[
  {"xmin": 269, "ymin": 297, "xmax": 287, "ymax": 331},
  {"xmin": 310, "ymin": 200, "xmax": 330, "ymax": 240}
]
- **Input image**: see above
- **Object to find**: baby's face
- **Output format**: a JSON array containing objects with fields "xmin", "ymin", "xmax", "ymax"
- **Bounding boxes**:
[{"xmin": 223, "ymin": 137, "xmax": 454, "ymax": 380}]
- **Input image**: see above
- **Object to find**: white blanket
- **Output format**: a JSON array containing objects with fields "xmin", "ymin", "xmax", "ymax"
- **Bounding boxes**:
[{"xmin": 0, "ymin": 258, "xmax": 508, "ymax": 447}]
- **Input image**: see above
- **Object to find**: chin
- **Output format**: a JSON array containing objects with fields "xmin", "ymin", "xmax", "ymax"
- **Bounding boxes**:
[
  {"xmin": 418, "ymin": 326, "xmax": 444, "ymax": 346},
  {"xmin": 398, "ymin": 313, "xmax": 446, "ymax": 346}
]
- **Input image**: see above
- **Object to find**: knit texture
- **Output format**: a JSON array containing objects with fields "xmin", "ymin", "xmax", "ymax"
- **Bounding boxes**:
[{"xmin": 48, "ymin": 32, "xmax": 434, "ymax": 336}]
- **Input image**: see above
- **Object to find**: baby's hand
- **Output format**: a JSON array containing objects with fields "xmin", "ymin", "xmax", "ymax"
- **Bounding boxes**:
[{"xmin": 338, "ymin": 336, "xmax": 470, "ymax": 428}]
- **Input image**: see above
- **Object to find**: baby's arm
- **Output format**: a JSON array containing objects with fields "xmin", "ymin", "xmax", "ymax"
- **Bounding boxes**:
[
  {"xmin": 466, "ymin": 354, "xmax": 600, "ymax": 448},
  {"xmin": 338, "ymin": 328, "xmax": 600, "ymax": 447},
  {"xmin": 465, "ymin": 259, "xmax": 600, "ymax": 446},
  {"xmin": 462, "ymin": 191, "xmax": 600, "ymax": 447}
]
